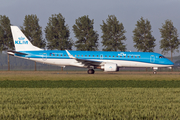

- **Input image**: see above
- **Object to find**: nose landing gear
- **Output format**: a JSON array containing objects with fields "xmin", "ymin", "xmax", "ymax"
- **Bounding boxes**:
[
  {"xmin": 153, "ymin": 71, "xmax": 157, "ymax": 74},
  {"xmin": 87, "ymin": 69, "xmax": 95, "ymax": 74},
  {"xmin": 153, "ymin": 67, "xmax": 158, "ymax": 74}
]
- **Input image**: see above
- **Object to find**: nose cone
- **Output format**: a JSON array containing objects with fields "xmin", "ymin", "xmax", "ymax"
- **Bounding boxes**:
[{"xmin": 166, "ymin": 59, "xmax": 174, "ymax": 66}]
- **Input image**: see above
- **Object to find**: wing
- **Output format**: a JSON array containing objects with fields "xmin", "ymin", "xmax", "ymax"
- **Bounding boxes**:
[{"xmin": 65, "ymin": 50, "xmax": 103, "ymax": 66}]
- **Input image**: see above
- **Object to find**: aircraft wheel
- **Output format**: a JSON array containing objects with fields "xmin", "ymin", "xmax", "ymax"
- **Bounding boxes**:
[
  {"xmin": 153, "ymin": 71, "xmax": 157, "ymax": 74},
  {"xmin": 87, "ymin": 69, "xmax": 95, "ymax": 74}
]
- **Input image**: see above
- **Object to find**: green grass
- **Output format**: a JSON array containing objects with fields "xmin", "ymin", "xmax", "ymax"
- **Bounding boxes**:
[
  {"xmin": 0, "ymin": 88, "xmax": 180, "ymax": 119},
  {"xmin": 1, "ymin": 71, "xmax": 180, "ymax": 119},
  {"xmin": 1, "ymin": 80, "xmax": 180, "ymax": 88}
]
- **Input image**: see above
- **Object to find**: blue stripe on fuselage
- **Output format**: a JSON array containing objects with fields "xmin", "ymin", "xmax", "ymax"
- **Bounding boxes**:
[{"xmin": 15, "ymin": 50, "xmax": 174, "ymax": 65}]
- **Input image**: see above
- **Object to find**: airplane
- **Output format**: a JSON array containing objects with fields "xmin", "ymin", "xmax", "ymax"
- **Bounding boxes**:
[{"xmin": 7, "ymin": 26, "xmax": 174, "ymax": 74}]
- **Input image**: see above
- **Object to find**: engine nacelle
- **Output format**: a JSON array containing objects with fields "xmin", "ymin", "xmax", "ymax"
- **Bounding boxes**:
[{"xmin": 104, "ymin": 63, "xmax": 117, "ymax": 72}]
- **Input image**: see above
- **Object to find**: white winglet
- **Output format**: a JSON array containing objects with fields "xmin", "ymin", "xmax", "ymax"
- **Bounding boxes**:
[{"xmin": 65, "ymin": 50, "xmax": 76, "ymax": 59}]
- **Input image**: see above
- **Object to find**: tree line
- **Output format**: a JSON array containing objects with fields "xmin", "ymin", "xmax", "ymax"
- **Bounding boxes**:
[{"xmin": 0, "ymin": 14, "xmax": 179, "ymax": 61}]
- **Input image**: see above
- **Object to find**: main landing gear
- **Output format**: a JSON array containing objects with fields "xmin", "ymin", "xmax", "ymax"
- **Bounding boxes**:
[{"xmin": 87, "ymin": 69, "xmax": 95, "ymax": 74}]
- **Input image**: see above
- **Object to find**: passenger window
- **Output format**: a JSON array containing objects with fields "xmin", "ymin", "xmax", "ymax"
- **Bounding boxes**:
[
  {"xmin": 120, "ymin": 56, "xmax": 122, "ymax": 57},
  {"xmin": 113, "ymin": 56, "xmax": 114, "ymax": 57},
  {"xmin": 53, "ymin": 54, "xmax": 55, "ymax": 56},
  {"xmin": 139, "ymin": 56, "xmax": 141, "ymax": 58},
  {"xmin": 109, "ymin": 56, "xmax": 111, "ymax": 57},
  {"xmin": 93, "ymin": 55, "xmax": 94, "ymax": 57},
  {"xmin": 97, "ymin": 55, "xmax": 98, "ymax": 57},
  {"xmin": 64, "ymin": 55, "xmax": 66, "ymax": 56},
  {"xmin": 50, "ymin": 54, "xmax": 51, "ymax": 56},
  {"xmin": 57, "ymin": 54, "xmax": 59, "ymax": 56},
  {"xmin": 78, "ymin": 55, "xmax": 79, "ymax": 57},
  {"xmin": 135, "ymin": 56, "xmax": 137, "ymax": 58},
  {"xmin": 85, "ymin": 55, "xmax": 87, "ymax": 57},
  {"xmin": 81, "ymin": 55, "xmax": 83, "ymax": 57},
  {"xmin": 61, "ymin": 54, "xmax": 62, "ymax": 56},
  {"xmin": 89, "ymin": 55, "xmax": 90, "ymax": 57},
  {"xmin": 116, "ymin": 56, "xmax": 118, "ymax": 57},
  {"xmin": 128, "ymin": 56, "xmax": 129, "ymax": 58},
  {"xmin": 105, "ymin": 55, "xmax": 107, "ymax": 57},
  {"xmin": 131, "ymin": 56, "xmax": 133, "ymax": 58},
  {"xmin": 124, "ymin": 56, "xmax": 126, "ymax": 57}
]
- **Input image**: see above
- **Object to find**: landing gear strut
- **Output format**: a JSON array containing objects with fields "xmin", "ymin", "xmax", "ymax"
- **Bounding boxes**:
[{"xmin": 87, "ymin": 69, "xmax": 95, "ymax": 74}]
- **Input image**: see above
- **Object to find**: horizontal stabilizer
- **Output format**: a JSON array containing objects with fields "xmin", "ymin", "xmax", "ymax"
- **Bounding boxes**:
[{"xmin": 7, "ymin": 50, "xmax": 28, "ymax": 55}]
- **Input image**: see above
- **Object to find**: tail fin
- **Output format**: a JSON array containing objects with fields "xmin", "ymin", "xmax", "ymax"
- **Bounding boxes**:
[{"xmin": 11, "ymin": 26, "xmax": 42, "ymax": 51}]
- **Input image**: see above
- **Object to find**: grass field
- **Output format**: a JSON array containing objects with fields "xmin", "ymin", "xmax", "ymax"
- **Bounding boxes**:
[
  {"xmin": 1, "ymin": 71, "xmax": 180, "ymax": 119},
  {"xmin": 1, "ymin": 71, "xmax": 180, "ymax": 81},
  {"xmin": 1, "ymin": 80, "xmax": 180, "ymax": 88},
  {"xmin": 1, "ymin": 88, "xmax": 180, "ymax": 119}
]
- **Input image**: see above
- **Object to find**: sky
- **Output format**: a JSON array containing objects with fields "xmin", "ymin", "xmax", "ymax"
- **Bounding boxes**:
[{"xmin": 1, "ymin": 0, "xmax": 180, "ymax": 57}]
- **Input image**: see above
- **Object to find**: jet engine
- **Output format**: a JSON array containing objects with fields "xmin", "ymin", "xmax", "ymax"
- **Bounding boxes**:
[{"xmin": 103, "ymin": 63, "xmax": 117, "ymax": 72}]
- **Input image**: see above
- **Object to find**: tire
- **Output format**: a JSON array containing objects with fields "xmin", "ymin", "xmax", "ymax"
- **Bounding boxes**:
[
  {"xmin": 87, "ymin": 69, "xmax": 95, "ymax": 74},
  {"xmin": 153, "ymin": 71, "xmax": 157, "ymax": 74}
]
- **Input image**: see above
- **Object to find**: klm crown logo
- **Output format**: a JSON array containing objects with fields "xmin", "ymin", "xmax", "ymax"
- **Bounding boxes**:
[
  {"xmin": 118, "ymin": 52, "xmax": 126, "ymax": 56},
  {"xmin": 15, "ymin": 36, "xmax": 28, "ymax": 44},
  {"xmin": 18, "ymin": 37, "xmax": 25, "ymax": 40}
]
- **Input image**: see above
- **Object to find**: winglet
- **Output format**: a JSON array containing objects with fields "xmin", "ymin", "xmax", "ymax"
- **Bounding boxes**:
[{"xmin": 65, "ymin": 50, "xmax": 75, "ymax": 59}]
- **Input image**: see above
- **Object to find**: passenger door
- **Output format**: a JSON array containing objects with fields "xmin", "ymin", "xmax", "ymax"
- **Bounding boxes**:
[
  {"xmin": 42, "ymin": 53, "xmax": 47, "ymax": 61},
  {"xmin": 150, "ymin": 55, "xmax": 155, "ymax": 63}
]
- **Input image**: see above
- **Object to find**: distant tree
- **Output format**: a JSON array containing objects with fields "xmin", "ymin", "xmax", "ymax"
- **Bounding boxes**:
[
  {"xmin": 101, "ymin": 15, "xmax": 126, "ymax": 51},
  {"xmin": 21, "ymin": 14, "xmax": 46, "ymax": 48},
  {"xmin": 133, "ymin": 17, "xmax": 156, "ymax": 52},
  {"xmin": 159, "ymin": 19, "xmax": 180, "ymax": 61},
  {"xmin": 73, "ymin": 15, "xmax": 99, "ymax": 51},
  {"xmin": 45, "ymin": 13, "xmax": 73, "ymax": 50},
  {"xmin": 0, "ymin": 15, "xmax": 13, "ymax": 52}
]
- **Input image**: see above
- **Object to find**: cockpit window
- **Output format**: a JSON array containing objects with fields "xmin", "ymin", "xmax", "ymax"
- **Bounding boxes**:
[{"xmin": 159, "ymin": 56, "xmax": 165, "ymax": 58}]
